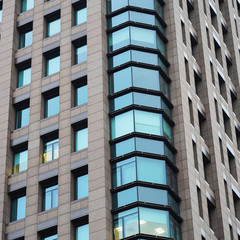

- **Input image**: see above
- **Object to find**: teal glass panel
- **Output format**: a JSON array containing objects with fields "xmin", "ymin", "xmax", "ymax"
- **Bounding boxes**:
[
  {"xmin": 132, "ymin": 67, "xmax": 160, "ymax": 90},
  {"xmin": 136, "ymin": 137, "xmax": 164, "ymax": 155},
  {"xmin": 130, "ymin": 27, "xmax": 156, "ymax": 49},
  {"xmin": 43, "ymin": 185, "xmax": 58, "ymax": 211},
  {"xmin": 75, "ymin": 85, "xmax": 87, "ymax": 106},
  {"xmin": 21, "ymin": 0, "xmax": 34, "ymax": 12},
  {"xmin": 111, "ymin": 110, "xmax": 134, "ymax": 139},
  {"xmin": 139, "ymin": 207, "xmax": 169, "ymax": 237},
  {"xmin": 0, "ymin": 10, "xmax": 2, "ymax": 22},
  {"xmin": 43, "ymin": 139, "xmax": 59, "ymax": 162},
  {"xmin": 19, "ymin": 30, "xmax": 32, "ymax": 49},
  {"xmin": 135, "ymin": 110, "xmax": 162, "ymax": 135},
  {"xmin": 130, "ymin": 11, "xmax": 155, "ymax": 25},
  {"xmin": 137, "ymin": 157, "xmax": 166, "ymax": 185},
  {"xmin": 109, "ymin": 50, "xmax": 131, "ymax": 68},
  {"xmin": 107, "ymin": 0, "xmax": 128, "ymax": 13},
  {"xmin": 76, "ymin": 174, "xmax": 88, "ymax": 199},
  {"xmin": 157, "ymin": 35, "xmax": 166, "ymax": 56},
  {"xmin": 154, "ymin": 0, "xmax": 164, "ymax": 18},
  {"xmin": 75, "ymin": 45, "xmax": 87, "ymax": 64},
  {"xmin": 133, "ymin": 92, "xmax": 161, "ymax": 109},
  {"xmin": 112, "ymin": 187, "xmax": 137, "ymax": 208},
  {"xmin": 44, "ymin": 235, "xmax": 58, "ymax": 240},
  {"xmin": 108, "ymin": 11, "xmax": 128, "ymax": 28},
  {"xmin": 131, "ymin": 50, "xmax": 158, "ymax": 65},
  {"xmin": 75, "ymin": 7, "xmax": 87, "ymax": 25},
  {"xmin": 110, "ymin": 93, "xmax": 132, "ymax": 112},
  {"xmin": 112, "ymin": 157, "xmax": 136, "ymax": 187},
  {"xmin": 108, "ymin": 27, "xmax": 130, "ymax": 52},
  {"xmin": 45, "ymin": 96, "xmax": 59, "ymax": 117},
  {"xmin": 75, "ymin": 127, "xmax": 88, "ymax": 151},
  {"xmin": 163, "ymin": 119, "xmax": 173, "ymax": 142},
  {"xmin": 170, "ymin": 217, "xmax": 182, "ymax": 240},
  {"xmin": 111, "ymin": 138, "xmax": 135, "ymax": 158},
  {"xmin": 11, "ymin": 196, "xmax": 26, "ymax": 221},
  {"xmin": 47, "ymin": 18, "xmax": 60, "ymax": 37},
  {"xmin": 110, "ymin": 67, "xmax": 132, "ymax": 94},
  {"xmin": 46, "ymin": 56, "xmax": 60, "ymax": 76},
  {"xmin": 76, "ymin": 224, "xmax": 89, "ymax": 240},
  {"xmin": 16, "ymin": 107, "xmax": 29, "ymax": 129},
  {"xmin": 18, "ymin": 67, "xmax": 31, "ymax": 88},
  {"xmin": 129, "ymin": 0, "xmax": 154, "ymax": 9},
  {"xmin": 166, "ymin": 165, "xmax": 178, "ymax": 192},
  {"xmin": 13, "ymin": 150, "xmax": 28, "ymax": 174}
]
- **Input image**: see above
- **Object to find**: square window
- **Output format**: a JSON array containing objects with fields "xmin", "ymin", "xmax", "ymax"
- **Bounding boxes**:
[
  {"xmin": 42, "ymin": 184, "xmax": 58, "ymax": 211},
  {"xmin": 13, "ymin": 149, "xmax": 28, "ymax": 174},
  {"xmin": 21, "ymin": 0, "xmax": 34, "ymax": 13},
  {"xmin": 43, "ymin": 138, "xmax": 59, "ymax": 163},
  {"xmin": 16, "ymin": 107, "xmax": 29, "ymax": 129},
  {"xmin": 45, "ymin": 95, "xmax": 59, "ymax": 118},
  {"xmin": 46, "ymin": 55, "xmax": 60, "ymax": 76},
  {"xmin": 11, "ymin": 194, "xmax": 26, "ymax": 222},
  {"xmin": 19, "ymin": 29, "xmax": 32, "ymax": 49},
  {"xmin": 47, "ymin": 15, "xmax": 61, "ymax": 37},
  {"xmin": 76, "ymin": 224, "xmax": 89, "ymax": 240}
]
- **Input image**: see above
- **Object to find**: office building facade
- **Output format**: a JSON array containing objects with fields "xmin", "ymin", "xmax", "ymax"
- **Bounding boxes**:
[{"xmin": 0, "ymin": 0, "xmax": 239, "ymax": 239}]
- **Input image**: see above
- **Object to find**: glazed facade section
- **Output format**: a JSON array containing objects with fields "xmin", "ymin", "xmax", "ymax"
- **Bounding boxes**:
[{"xmin": 107, "ymin": 0, "xmax": 182, "ymax": 239}]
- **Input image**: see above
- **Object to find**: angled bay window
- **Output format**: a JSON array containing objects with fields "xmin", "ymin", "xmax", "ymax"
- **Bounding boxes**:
[
  {"xmin": 21, "ymin": 0, "xmax": 34, "ymax": 13},
  {"xmin": 45, "ymin": 48, "xmax": 60, "ymax": 76},
  {"xmin": 73, "ymin": 37, "xmax": 87, "ymax": 65},
  {"xmin": 111, "ymin": 137, "xmax": 175, "ymax": 163},
  {"xmin": 73, "ymin": 0, "xmax": 87, "ymax": 26},
  {"xmin": 19, "ymin": 22, "xmax": 33, "ymax": 49},
  {"xmin": 17, "ymin": 59, "xmax": 31, "ymax": 88},
  {"xmin": 110, "ymin": 66, "xmax": 169, "ymax": 98},
  {"xmin": 111, "ymin": 110, "xmax": 173, "ymax": 142},
  {"xmin": 112, "ymin": 156, "xmax": 177, "ymax": 191},
  {"xmin": 107, "ymin": 0, "xmax": 163, "ymax": 18},
  {"xmin": 109, "ymin": 26, "xmax": 165, "ymax": 56},
  {"xmin": 45, "ymin": 11, "xmax": 61, "ymax": 37},
  {"xmin": 113, "ymin": 207, "xmax": 181, "ymax": 240},
  {"xmin": 15, "ymin": 99, "xmax": 30, "ymax": 129},
  {"xmin": 73, "ymin": 119, "xmax": 88, "ymax": 152}
]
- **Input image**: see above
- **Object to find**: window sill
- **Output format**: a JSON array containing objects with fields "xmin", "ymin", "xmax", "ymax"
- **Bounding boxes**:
[
  {"xmin": 71, "ymin": 196, "xmax": 88, "ymax": 204},
  {"xmin": 8, "ymin": 218, "xmax": 25, "ymax": 226},
  {"xmin": 38, "ymin": 207, "xmax": 58, "ymax": 216}
]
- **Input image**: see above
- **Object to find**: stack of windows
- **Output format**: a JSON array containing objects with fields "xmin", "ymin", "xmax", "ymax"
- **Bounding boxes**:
[{"xmin": 107, "ymin": 0, "xmax": 182, "ymax": 239}]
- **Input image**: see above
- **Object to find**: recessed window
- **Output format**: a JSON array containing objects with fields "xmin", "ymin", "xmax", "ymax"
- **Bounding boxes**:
[
  {"xmin": 45, "ymin": 49, "xmax": 60, "ymax": 76},
  {"xmin": 73, "ymin": 37, "xmax": 87, "ymax": 65},
  {"xmin": 13, "ymin": 149, "xmax": 28, "ymax": 174},
  {"xmin": 43, "ymin": 138, "xmax": 59, "ymax": 163},
  {"xmin": 15, "ymin": 100, "xmax": 30, "ymax": 129},
  {"xmin": 43, "ymin": 235, "xmax": 58, "ymax": 240},
  {"xmin": 21, "ymin": 0, "xmax": 34, "ymax": 13},
  {"xmin": 74, "ymin": 1, "xmax": 87, "ymax": 26},
  {"xmin": 75, "ymin": 173, "xmax": 88, "ymax": 200},
  {"xmin": 76, "ymin": 223, "xmax": 89, "ymax": 240},
  {"xmin": 74, "ymin": 120, "xmax": 88, "ymax": 152},
  {"xmin": 19, "ymin": 23, "xmax": 33, "ymax": 49},
  {"xmin": 43, "ymin": 184, "xmax": 58, "ymax": 211},
  {"xmin": 11, "ymin": 194, "xmax": 26, "ymax": 222},
  {"xmin": 0, "ymin": 2, "xmax": 2, "ymax": 22},
  {"xmin": 46, "ymin": 11, "xmax": 61, "ymax": 37},
  {"xmin": 45, "ymin": 95, "xmax": 59, "ymax": 118},
  {"xmin": 73, "ymin": 76, "xmax": 88, "ymax": 107},
  {"xmin": 17, "ymin": 60, "xmax": 31, "ymax": 88}
]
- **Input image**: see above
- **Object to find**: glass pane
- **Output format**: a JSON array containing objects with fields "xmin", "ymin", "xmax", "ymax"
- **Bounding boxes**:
[
  {"xmin": 44, "ymin": 235, "xmax": 58, "ymax": 240},
  {"xmin": 76, "ymin": 224, "xmax": 89, "ymax": 240},
  {"xmin": 44, "ymin": 139, "xmax": 59, "ymax": 163},
  {"xmin": 109, "ymin": 11, "xmax": 129, "ymax": 28},
  {"xmin": 109, "ymin": 50, "xmax": 131, "ymax": 68},
  {"xmin": 22, "ymin": 0, "xmax": 34, "ymax": 12},
  {"xmin": 133, "ymin": 92, "xmax": 161, "ymax": 109},
  {"xmin": 110, "ymin": 67, "xmax": 132, "ymax": 94},
  {"xmin": 13, "ymin": 150, "xmax": 28, "ymax": 174},
  {"xmin": 75, "ymin": 7, "xmax": 87, "ymax": 25},
  {"xmin": 134, "ymin": 110, "xmax": 162, "ymax": 135},
  {"xmin": 75, "ymin": 45, "xmax": 87, "ymax": 64},
  {"xmin": 111, "ymin": 111, "xmax": 134, "ymax": 139},
  {"xmin": 129, "ymin": 0, "xmax": 154, "ymax": 9},
  {"xmin": 18, "ymin": 67, "xmax": 31, "ymax": 87},
  {"xmin": 124, "ymin": 212, "xmax": 139, "ymax": 237},
  {"xmin": 109, "ymin": 27, "xmax": 130, "ymax": 52},
  {"xmin": 11, "ymin": 196, "xmax": 26, "ymax": 221},
  {"xmin": 44, "ymin": 185, "xmax": 58, "ymax": 210},
  {"xmin": 45, "ymin": 96, "xmax": 59, "ymax": 117},
  {"xmin": 131, "ymin": 50, "xmax": 158, "ymax": 65},
  {"xmin": 132, "ymin": 67, "xmax": 160, "ymax": 90},
  {"xmin": 130, "ymin": 27, "xmax": 156, "ymax": 49},
  {"xmin": 47, "ymin": 18, "xmax": 61, "ymax": 37},
  {"xmin": 46, "ymin": 56, "xmax": 60, "ymax": 76},
  {"xmin": 130, "ymin": 11, "xmax": 155, "ymax": 25},
  {"xmin": 135, "ymin": 137, "xmax": 164, "ymax": 155},
  {"xmin": 139, "ymin": 207, "xmax": 169, "ymax": 237},
  {"xmin": 110, "ymin": 93, "xmax": 132, "ymax": 111},
  {"xmin": 0, "ymin": 10, "xmax": 2, "ymax": 22},
  {"xmin": 76, "ymin": 174, "xmax": 88, "ymax": 199},
  {"xmin": 16, "ymin": 108, "xmax": 29, "ymax": 129},
  {"xmin": 108, "ymin": 0, "xmax": 128, "ymax": 13},
  {"xmin": 20, "ymin": 30, "xmax": 32, "ymax": 49},
  {"xmin": 75, "ymin": 85, "xmax": 88, "ymax": 106},
  {"xmin": 75, "ymin": 128, "xmax": 88, "ymax": 151},
  {"xmin": 113, "ymin": 187, "xmax": 137, "ymax": 208},
  {"xmin": 137, "ymin": 157, "xmax": 166, "ymax": 184}
]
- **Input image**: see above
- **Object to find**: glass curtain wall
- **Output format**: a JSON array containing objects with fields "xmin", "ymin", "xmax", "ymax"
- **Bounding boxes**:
[{"xmin": 107, "ymin": 0, "xmax": 181, "ymax": 239}]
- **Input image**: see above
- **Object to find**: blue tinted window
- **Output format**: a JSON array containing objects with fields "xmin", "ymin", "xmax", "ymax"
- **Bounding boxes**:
[
  {"xmin": 11, "ymin": 196, "xmax": 26, "ymax": 221},
  {"xmin": 75, "ymin": 44, "xmax": 87, "ymax": 64},
  {"xmin": 16, "ymin": 107, "xmax": 29, "ymax": 129},
  {"xmin": 76, "ymin": 224, "xmax": 89, "ymax": 240},
  {"xmin": 75, "ymin": 127, "xmax": 88, "ymax": 151},
  {"xmin": 75, "ymin": 7, "xmax": 87, "ymax": 25},
  {"xmin": 0, "ymin": 9, "xmax": 2, "ymax": 22},
  {"xmin": 47, "ymin": 18, "xmax": 60, "ymax": 37},
  {"xmin": 46, "ymin": 56, "xmax": 60, "ymax": 76},
  {"xmin": 44, "ymin": 235, "xmax": 57, "ymax": 240},
  {"xmin": 43, "ymin": 139, "xmax": 59, "ymax": 163},
  {"xmin": 45, "ymin": 96, "xmax": 59, "ymax": 117},
  {"xmin": 19, "ymin": 30, "xmax": 32, "ymax": 49},
  {"xmin": 43, "ymin": 185, "xmax": 58, "ymax": 211},
  {"xmin": 21, "ymin": 0, "xmax": 34, "ymax": 12},
  {"xmin": 18, "ymin": 67, "xmax": 31, "ymax": 87},
  {"xmin": 75, "ymin": 85, "xmax": 88, "ymax": 106},
  {"xmin": 76, "ymin": 174, "xmax": 88, "ymax": 199},
  {"xmin": 107, "ymin": 0, "xmax": 128, "ymax": 13},
  {"xmin": 13, "ymin": 150, "xmax": 28, "ymax": 174}
]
